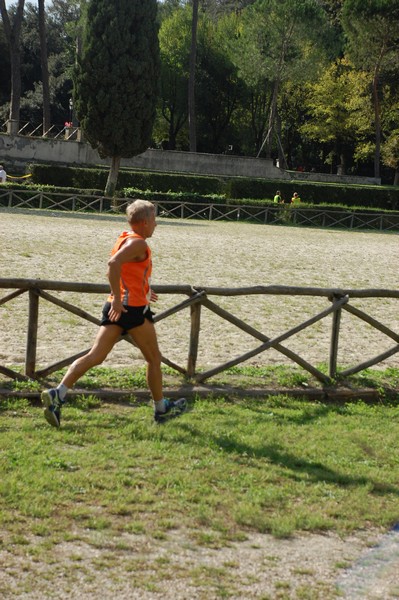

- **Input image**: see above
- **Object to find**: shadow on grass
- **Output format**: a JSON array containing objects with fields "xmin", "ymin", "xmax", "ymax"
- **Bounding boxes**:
[
  {"xmin": 174, "ymin": 418, "xmax": 399, "ymax": 497},
  {"xmin": 36, "ymin": 398, "xmax": 399, "ymax": 498}
]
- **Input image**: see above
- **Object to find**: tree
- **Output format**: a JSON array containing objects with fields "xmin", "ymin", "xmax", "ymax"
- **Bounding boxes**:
[
  {"xmin": 301, "ymin": 59, "xmax": 370, "ymax": 174},
  {"xmin": 0, "ymin": 0, "xmax": 25, "ymax": 132},
  {"xmin": 157, "ymin": 7, "xmax": 191, "ymax": 150},
  {"xmin": 382, "ymin": 131, "xmax": 399, "ymax": 186},
  {"xmin": 342, "ymin": 0, "xmax": 399, "ymax": 178},
  {"xmin": 195, "ymin": 15, "xmax": 244, "ymax": 152},
  {"xmin": 188, "ymin": 0, "xmax": 199, "ymax": 151},
  {"xmin": 12, "ymin": 1, "xmax": 81, "ymax": 130},
  {"xmin": 0, "ymin": 20, "xmax": 11, "ymax": 108},
  {"xmin": 202, "ymin": 0, "xmax": 256, "ymax": 16},
  {"xmin": 38, "ymin": 0, "xmax": 51, "ymax": 134},
  {"xmin": 73, "ymin": 0, "xmax": 160, "ymax": 197},
  {"xmin": 232, "ymin": 0, "xmax": 331, "ymax": 160},
  {"xmin": 157, "ymin": 0, "xmax": 182, "ymax": 22}
]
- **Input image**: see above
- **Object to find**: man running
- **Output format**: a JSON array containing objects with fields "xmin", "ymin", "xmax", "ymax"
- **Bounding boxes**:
[{"xmin": 41, "ymin": 199, "xmax": 187, "ymax": 427}]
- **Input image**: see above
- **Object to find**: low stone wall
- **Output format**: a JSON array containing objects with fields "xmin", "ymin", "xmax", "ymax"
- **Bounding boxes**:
[{"xmin": 0, "ymin": 133, "xmax": 380, "ymax": 186}]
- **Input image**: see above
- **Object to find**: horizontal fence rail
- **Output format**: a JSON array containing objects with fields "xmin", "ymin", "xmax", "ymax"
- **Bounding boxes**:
[
  {"xmin": 1, "ymin": 189, "xmax": 398, "ymax": 231},
  {"xmin": 0, "ymin": 279, "xmax": 398, "ymax": 387}
]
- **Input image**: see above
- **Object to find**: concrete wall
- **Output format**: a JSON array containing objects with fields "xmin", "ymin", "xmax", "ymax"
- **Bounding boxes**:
[{"xmin": 0, "ymin": 133, "xmax": 381, "ymax": 186}]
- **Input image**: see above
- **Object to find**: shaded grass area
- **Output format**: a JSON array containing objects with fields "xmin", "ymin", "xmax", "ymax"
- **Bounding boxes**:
[
  {"xmin": 1, "ymin": 393, "xmax": 399, "ymax": 546},
  {"xmin": 1, "ymin": 391, "xmax": 399, "ymax": 598}
]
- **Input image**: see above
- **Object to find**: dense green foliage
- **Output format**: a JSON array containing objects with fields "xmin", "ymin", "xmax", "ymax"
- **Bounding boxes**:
[
  {"xmin": 30, "ymin": 163, "xmax": 225, "ymax": 194},
  {"xmin": 1, "ymin": 0, "xmax": 399, "ymax": 182},
  {"xmin": 28, "ymin": 163, "xmax": 399, "ymax": 211},
  {"xmin": 73, "ymin": 0, "xmax": 160, "ymax": 159}
]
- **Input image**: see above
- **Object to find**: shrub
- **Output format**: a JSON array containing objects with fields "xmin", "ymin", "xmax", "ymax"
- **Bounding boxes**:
[{"xmin": 27, "ymin": 163, "xmax": 399, "ymax": 212}]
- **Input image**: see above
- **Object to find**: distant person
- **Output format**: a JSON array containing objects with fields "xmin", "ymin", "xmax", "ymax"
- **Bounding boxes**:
[
  {"xmin": 291, "ymin": 192, "xmax": 301, "ymax": 204},
  {"xmin": 41, "ymin": 199, "xmax": 187, "ymax": 428},
  {"xmin": 274, "ymin": 190, "xmax": 283, "ymax": 204},
  {"xmin": 0, "ymin": 165, "xmax": 6, "ymax": 183}
]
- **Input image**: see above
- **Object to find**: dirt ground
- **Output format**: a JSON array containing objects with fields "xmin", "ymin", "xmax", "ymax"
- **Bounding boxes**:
[
  {"xmin": 0, "ymin": 207, "xmax": 398, "ymax": 376},
  {"xmin": 1, "ymin": 208, "xmax": 399, "ymax": 599},
  {"xmin": 1, "ymin": 526, "xmax": 396, "ymax": 600}
]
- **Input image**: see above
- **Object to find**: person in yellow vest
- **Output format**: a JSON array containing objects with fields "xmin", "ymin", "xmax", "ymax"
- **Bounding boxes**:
[
  {"xmin": 291, "ymin": 191, "xmax": 301, "ymax": 203},
  {"xmin": 41, "ymin": 199, "xmax": 187, "ymax": 427},
  {"xmin": 274, "ymin": 190, "xmax": 283, "ymax": 203},
  {"xmin": 0, "ymin": 165, "xmax": 7, "ymax": 183}
]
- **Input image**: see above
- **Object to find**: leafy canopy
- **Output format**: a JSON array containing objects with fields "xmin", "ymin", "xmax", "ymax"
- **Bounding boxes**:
[{"xmin": 73, "ymin": 0, "xmax": 160, "ymax": 159}]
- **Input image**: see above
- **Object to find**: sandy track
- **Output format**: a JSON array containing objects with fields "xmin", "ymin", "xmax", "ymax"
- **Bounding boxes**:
[
  {"xmin": 0, "ymin": 208, "xmax": 398, "ymax": 376},
  {"xmin": 1, "ymin": 208, "xmax": 398, "ymax": 599}
]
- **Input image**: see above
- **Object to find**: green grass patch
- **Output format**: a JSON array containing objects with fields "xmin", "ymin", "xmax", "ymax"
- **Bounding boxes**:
[
  {"xmin": 3, "ymin": 364, "xmax": 397, "ymax": 395},
  {"xmin": 1, "ymin": 394, "xmax": 398, "ymax": 546},
  {"xmin": 1, "ymin": 393, "xmax": 398, "ymax": 597}
]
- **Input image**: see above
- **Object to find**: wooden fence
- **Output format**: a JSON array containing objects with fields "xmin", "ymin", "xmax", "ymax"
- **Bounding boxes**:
[
  {"xmin": 1, "ymin": 188, "xmax": 398, "ymax": 231},
  {"xmin": 1, "ymin": 278, "xmax": 398, "ymax": 387}
]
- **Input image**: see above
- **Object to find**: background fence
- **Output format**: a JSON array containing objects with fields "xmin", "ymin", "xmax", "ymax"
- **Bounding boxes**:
[
  {"xmin": 1, "ymin": 189, "xmax": 398, "ymax": 231},
  {"xmin": 1, "ymin": 278, "xmax": 398, "ymax": 387}
]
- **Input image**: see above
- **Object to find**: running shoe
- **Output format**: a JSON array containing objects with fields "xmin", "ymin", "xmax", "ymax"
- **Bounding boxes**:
[
  {"xmin": 41, "ymin": 388, "xmax": 62, "ymax": 428},
  {"xmin": 154, "ymin": 398, "xmax": 187, "ymax": 423}
]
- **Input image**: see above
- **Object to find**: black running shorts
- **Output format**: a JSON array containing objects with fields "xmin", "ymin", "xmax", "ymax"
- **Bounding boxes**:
[{"xmin": 101, "ymin": 302, "xmax": 154, "ymax": 334}]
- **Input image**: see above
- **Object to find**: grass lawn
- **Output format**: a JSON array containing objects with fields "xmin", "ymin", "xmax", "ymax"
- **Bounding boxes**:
[
  {"xmin": 1, "ymin": 376, "xmax": 399, "ymax": 598},
  {"xmin": 2, "ymin": 392, "xmax": 399, "ymax": 542}
]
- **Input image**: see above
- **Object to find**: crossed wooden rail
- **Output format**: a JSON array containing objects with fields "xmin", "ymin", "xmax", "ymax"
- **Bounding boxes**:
[{"xmin": 0, "ymin": 278, "xmax": 398, "ymax": 385}]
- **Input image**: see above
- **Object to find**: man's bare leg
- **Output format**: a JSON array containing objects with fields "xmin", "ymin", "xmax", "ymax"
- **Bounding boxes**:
[
  {"xmin": 128, "ymin": 319, "xmax": 163, "ymax": 401},
  {"xmin": 41, "ymin": 325, "xmax": 121, "ymax": 427},
  {"xmin": 62, "ymin": 325, "xmax": 122, "ymax": 388},
  {"xmin": 129, "ymin": 319, "xmax": 187, "ymax": 422}
]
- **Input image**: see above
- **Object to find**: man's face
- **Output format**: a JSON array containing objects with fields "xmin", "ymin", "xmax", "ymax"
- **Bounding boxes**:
[{"xmin": 144, "ymin": 211, "xmax": 157, "ymax": 237}]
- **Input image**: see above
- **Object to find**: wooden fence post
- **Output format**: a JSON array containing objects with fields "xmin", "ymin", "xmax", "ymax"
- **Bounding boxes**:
[
  {"xmin": 26, "ymin": 289, "xmax": 39, "ymax": 377},
  {"xmin": 329, "ymin": 296, "xmax": 342, "ymax": 379},
  {"xmin": 187, "ymin": 301, "xmax": 202, "ymax": 377}
]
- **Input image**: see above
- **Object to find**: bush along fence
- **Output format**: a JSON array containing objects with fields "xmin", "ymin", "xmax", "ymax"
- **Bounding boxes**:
[
  {"xmin": 0, "ymin": 278, "xmax": 398, "ymax": 387},
  {"xmin": 28, "ymin": 163, "xmax": 399, "ymax": 210},
  {"xmin": 1, "ymin": 188, "xmax": 399, "ymax": 232}
]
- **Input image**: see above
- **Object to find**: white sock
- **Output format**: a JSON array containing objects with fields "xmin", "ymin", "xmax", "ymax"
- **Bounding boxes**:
[
  {"xmin": 57, "ymin": 384, "xmax": 69, "ymax": 402},
  {"xmin": 155, "ymin": 398, "xmax": 166, "ymax": 413}
]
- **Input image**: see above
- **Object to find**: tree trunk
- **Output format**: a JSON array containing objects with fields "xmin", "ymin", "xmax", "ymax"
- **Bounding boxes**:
[
  {"xmin": 372, "ymin": 66, "xmax": 381, "ymax": 180},
  {"xmin": 265, "ymin": 79, "xmax": 279, "ymax": 158},
  {"xmin": 263, "ymin": 22, "xmax": 294, "ymax": 159},
  {"xmin": 0, "ymin": 0, "xmax": 25, "ymax": 129},
  {"xmin": 105, "ymin": 156, "xmax": 121, "ymax": 198},
  {"xmin": 188, "ymin": 0, "xmax": 199, "ymax": 152},
  {"xmin": 168, "ymin": 120, "xmax": 177, "ymax": 150},
  {"xmin": 38, "ymin": 0, "xmax": 51, "ymax": 135},
  {"xmin": 337, "ymin": 152, "xmax": 346, "ymax": 175}
]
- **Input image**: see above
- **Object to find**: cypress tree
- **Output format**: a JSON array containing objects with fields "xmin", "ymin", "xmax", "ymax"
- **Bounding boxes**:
[{"xmin": 73, "ymin": 0, "xmax": 160, "ymax": 196}]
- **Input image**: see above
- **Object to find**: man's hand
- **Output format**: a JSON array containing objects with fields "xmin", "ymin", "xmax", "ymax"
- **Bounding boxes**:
[
  {"xmin": 150, "ymin": 290, "xmax": 158, "ymax": 303},
  {"xmin": 108, "ymin": 298, "xmax": 127, "ymax": 322}
]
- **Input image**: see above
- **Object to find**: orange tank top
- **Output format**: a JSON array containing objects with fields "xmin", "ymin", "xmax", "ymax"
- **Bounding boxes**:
[{"xmin": 107, "ymin": 231, "xmax": 152, "ymax": 306}]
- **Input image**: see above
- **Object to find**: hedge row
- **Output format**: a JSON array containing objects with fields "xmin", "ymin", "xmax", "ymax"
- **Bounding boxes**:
[
  {"xmin": 30, "ymin": 164, "xmax": 225, "ymax": 195},
  {"xmin": 226, "ymin": 178, "xmax": 399, "ymax": 210},
  {"xmin": 27, "ymin": 163, "xmax": 399, "ymax": 211},
  {"xmin": 122, "ymin": 187, "xmax": 227, "ymax": 205}
]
